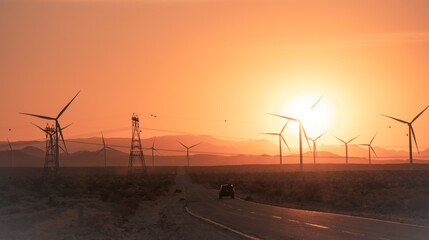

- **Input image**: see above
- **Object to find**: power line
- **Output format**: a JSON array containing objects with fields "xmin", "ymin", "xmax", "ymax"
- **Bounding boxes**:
[
  {"xmin": 65, "ymin": 139, "xmax": 249, "ymax": 156},
  {"xmin": 3, "ymin": 137, "xmax": 429, "ymax": 159},
  {"xmin": 64, "ymin": 139, "xmax": 429, "ymax": 159},
  {"xmin": 65, "ymin": 125, "xmax": 255, "ymax": 141}
]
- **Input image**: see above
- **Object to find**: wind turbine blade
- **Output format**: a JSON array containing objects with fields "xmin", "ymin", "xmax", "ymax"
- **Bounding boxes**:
[
  {"xmin": 96, "ymin": 148, "xmax": 103, "ymax": 155},
  {"xmin": 105, "ymin": 146, "xmax": 114, "ymax": 150},
  {"xmin": 57, "ymin": 91, "xmax": 80, "ymax": 119},
  {"xmin": 301, "ymin": 124, "xmax": 312, "ymax": 151},
  {"xmin": 310, "ymin": 95, "xmax": 323, "ymax": 110},
  {"xmin": 280, "ymin": 120, "xmax": 289, "ymax": 134},
  {"xmin": 101, "ymin": 131, "xmax": 105, "ymax": 146},
  {"xmin": 20, "ymin": 113, "xmax": 55, "ymax": 120},
  {"xmin": 61, "ymin": 123, "xmax": 73, "ymax": 131},
  {"xmin": 315, "ymin": 131, "xmax": 327, "ymax": 141},
  {"xmin": 370, "ymin": 132, "xmax": 377, "ymax": 144},
  {"xmin": 261, "ymin": 133, "xmax": 279, "ymax": 135},
  {"xmin": 280, "ymin": 135, "xmax": 292, "ymax": 153},
  {"xmin": 57, "ymin": 122, "xmax": 68, "ymax": 154},
  {"xmin": 59, "ymin": 145, "xmax": 67, "ymax": 154},
  {"xmin": 410, "ymin": 126, "xmax": 419, "ymax": 153},
  {"xmin": 307, "ymin": 137, "xmax": 315, "ymax": 142},
  {"xmin": 176, "ymin": 140, "xmax": 187, "ymax": 149},
  {"xmin": 335, "ymin": 137, "xmax": 346, "ymax": 144},
  {"xmin": 347, "ymin": 136, "xmax": 359, "ymax": 144},
  {"xmin": 411, "ymin": 105, "xmax": 429, "ymax": 123},
  {"xmin": 31, "ymin": 123, "xmax": 49, "ymax": 134},
  {"xmin": 381, "ymin": 114, "xmax": 408, "ymax": 124},
  {"xmin": 189, "ymin": 142, "xmax": 201, "ymax": 149},
  {"xmin": 7, "ymin": 138, "xmax": 12, "ymax": 151},
  {"xmin": 370, "ymin": 146, "xmax": 378, "ymax": 158},
  {"xmin": 267, "ymin": 113, "xmax": 299, "ymax": 122}
]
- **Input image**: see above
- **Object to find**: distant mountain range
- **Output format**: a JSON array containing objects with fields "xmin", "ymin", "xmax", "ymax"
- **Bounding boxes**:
[
  {"xmin": 0, "ymin": 134, "xmax": 275, "ymax": 156},
  {"xmin": 0, "ymin": 134, "xmax": 428, "ymax": 167}
]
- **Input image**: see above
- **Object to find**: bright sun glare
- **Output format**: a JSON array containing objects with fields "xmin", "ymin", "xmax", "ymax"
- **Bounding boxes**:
[{"xmin": 283, "ymin": 92, "xmax": 336, "ymax": 138}]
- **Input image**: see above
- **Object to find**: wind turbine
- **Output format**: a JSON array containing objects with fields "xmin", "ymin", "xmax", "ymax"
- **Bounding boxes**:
[
  {"xmin": 261, "ymin": 121, "xmax": 291, "ymax": 165},
  {"xmin": 360, "ymin": 133, "xmax": 378, "ymax": 165},
  {"xmin": 335, "ymin": 136, "xmax": 359, "ymax": 164},
  {"xmin": 148, "ymin": 137, "xmax": 160, "ymax": 167},
  {"xmin": 382, "ymin": 105, "xmax": 429, "ymax": 170},
  {"xmin": 308, "ymin": 132, "xmax": 326, "ymax": 165},
  {"xmin": 268, "ymin": 95, "xmax": 323, "ymax": 171},
  {"xmin": 7, "ymin": 138, "xmax": 13, "ymax": 167},
  {"xmin": 97, "ymin": 131, "xmax": 113, "ymax": 168},
  {"xmin": 20, "ymin": 91, "xmax": 80, "ymax": 174},
  {"xmin": 268, "ymin": 114, "xmax": 311, "ymax": 171},
  {"xmin": 177, "ymin": 140, "xmax": 200, "ymax": 167}
]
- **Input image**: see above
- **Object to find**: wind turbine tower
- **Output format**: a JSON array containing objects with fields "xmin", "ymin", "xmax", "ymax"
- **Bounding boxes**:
[
  {"xmin": 7, "ymin": 138, "xmax": 13, "ymax": 167},
  {"xmin": 177, "ymin": 140, "xmax": 200, "ymax": 167},
  {"xmin": 129, "ymin": 113, "xmax": 146, "ymax": 173},
  {"xmin": 308, "ymin": 132, "xmax": 326, "ymax": 165},
  {"xmin": 262, "ymin": 121, "xmax": 291, "ymax": 165},
  {"xmin": 360, "ymin": 133, "xmax": 377, "ymax": 165},
  {"xmin": 21, "ymin": 91, "xmax": 80, "ymax": 175},
  {"xmin": 149, "ymin": 137, "xmax": 159, "ymax": 167},
  {"xmin": 382, "ymin": 105, "xmax": 429, "ymax": 170},
  {"xmin": 98, "ymin": 132, "xmax": 113, "ymax": 168},
  {"xmin": 336, "ymin": 136, "xmax": 359, "ymax": 165}
]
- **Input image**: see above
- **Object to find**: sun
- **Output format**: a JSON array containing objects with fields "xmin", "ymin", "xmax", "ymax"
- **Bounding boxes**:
[{"xmin": 282, "ymin": 92, "xmax": 336, "ymax": 138}]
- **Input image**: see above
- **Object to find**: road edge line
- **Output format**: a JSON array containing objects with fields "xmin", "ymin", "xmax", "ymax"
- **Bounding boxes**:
[
  {"xmin": 185, "ymin": 206, "xmax": 261, "ymax": 240},
  {"xmin": 236, "ymin": 196, "xmax": 429, "ymax": 229}
]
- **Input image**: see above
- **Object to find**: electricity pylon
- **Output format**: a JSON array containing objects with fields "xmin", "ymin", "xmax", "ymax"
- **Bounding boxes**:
[{"xmin": 128, "ymin": 113, "xmax": 146, "ymax": 174}]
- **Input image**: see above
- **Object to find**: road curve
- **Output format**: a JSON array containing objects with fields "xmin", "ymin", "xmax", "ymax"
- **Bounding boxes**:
[{"xmin": 177, "ymin": 170, "xmax": 429, "ymax": 240}]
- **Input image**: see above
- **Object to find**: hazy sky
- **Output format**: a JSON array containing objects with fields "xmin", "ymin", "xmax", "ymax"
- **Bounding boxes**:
[{"xmin": 1, "ymin": 0, "xmax": 429, "ymax": 150}]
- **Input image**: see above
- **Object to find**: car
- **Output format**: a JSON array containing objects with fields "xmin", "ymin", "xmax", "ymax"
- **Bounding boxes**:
[{"xmin": 219, "ymin": 184, "xmax": 235, "ymax": 199}]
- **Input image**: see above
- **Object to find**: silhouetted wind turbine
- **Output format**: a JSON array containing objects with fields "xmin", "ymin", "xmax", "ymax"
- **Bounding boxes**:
[
  {"xmin": 308, "ymin": 132, "xmax": 326, "ymax": 165},
  {"xmin": 20, "ymin": 91, "xmax": 80, "ymax": 174},
  {"xmin": 382, "ymin": 105, "xmax": 429, "ymax": 170},
  {"xmin": 335, "ymin": 136, "xmax": 359, "ymax": 164},
  {"xmin": 177, "ymin": 140, "xmax": 200, "ymax": 167},
  {"xmin": 360, "ymin": 133, "xmax": 378, "ymax": 165},
  {"xmin": 7, "ymin": 138, "xmax": 13, "ymax": 167},
  {"xmin": 261, "ymin": 121, "xmax": 291, "ymax": 165},
  {"xmin": 97, "ymin": 131, "xmax": 113, "ymax": 168},
  {"xmin": 268, "ymin": 114, "xmax": 311, "ymax": 171},
  {"xmin": 268, "ymin": 95, "xmax": 323, "ymax": 170},
  {"xmin": 149, "ymin": 137, "xmax": 160, "ymax": 167}
]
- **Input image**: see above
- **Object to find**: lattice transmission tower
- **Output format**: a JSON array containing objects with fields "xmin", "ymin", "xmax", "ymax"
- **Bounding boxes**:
[
  {"xmin": 128, "ymin": 113, "xmax": 146, "ymax": 173},
  {"xmin": 32, "ymin": 123, "xmax": 60, "ymax": 176},
  {"xmin": 43, "ymin": 123, "xmax": 58, "ymax": 176}
]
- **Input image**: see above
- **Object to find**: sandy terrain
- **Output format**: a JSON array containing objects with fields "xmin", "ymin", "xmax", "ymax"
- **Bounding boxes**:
[{"xmin": 0, "ymin": 170, "xmax": 243, "ymax": 240}]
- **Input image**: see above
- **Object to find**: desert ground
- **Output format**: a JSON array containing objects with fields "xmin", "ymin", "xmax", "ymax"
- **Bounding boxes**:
[
  {"xmin": 0, "ymin": 167, "xmax": 245, "ymax": 240},
  {"xmin": 0, "ymin": 165, "xmax": 428, "ymax": 239}
]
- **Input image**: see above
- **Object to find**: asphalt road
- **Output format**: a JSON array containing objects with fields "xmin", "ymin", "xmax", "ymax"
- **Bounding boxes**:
[{"xmin": 177, "ymin": 170, "xmax": 429, "ymax": 240}]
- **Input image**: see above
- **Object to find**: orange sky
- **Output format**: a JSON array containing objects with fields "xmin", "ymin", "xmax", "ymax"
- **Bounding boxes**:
[{"xmin": 1, "ymin": 0, "xmax": 429, "ymax": 150}]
